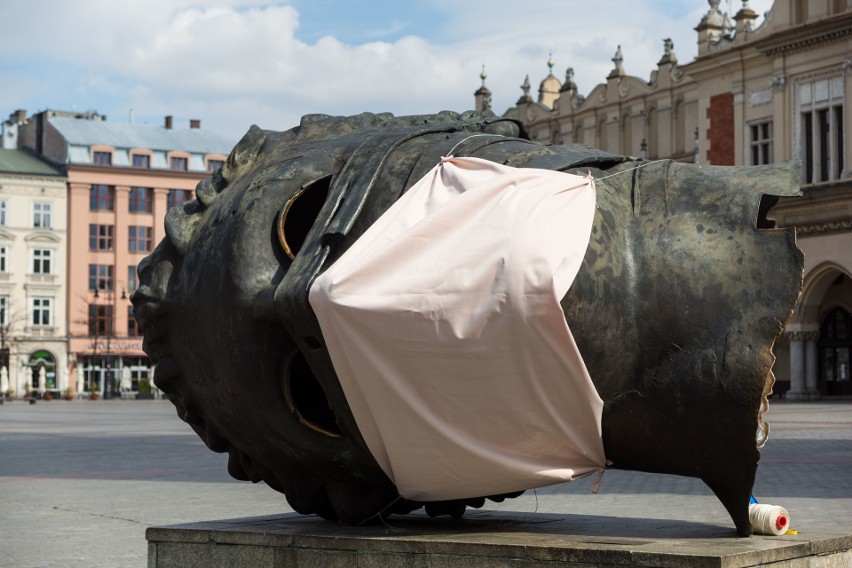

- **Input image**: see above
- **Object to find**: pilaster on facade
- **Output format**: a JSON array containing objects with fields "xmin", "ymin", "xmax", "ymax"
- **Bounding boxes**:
[{"xmin": 785, "ymin": 327, "xmax": 822, "ymax": 400}]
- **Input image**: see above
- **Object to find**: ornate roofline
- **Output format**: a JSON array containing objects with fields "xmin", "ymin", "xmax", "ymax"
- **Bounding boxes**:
[{"xmin": 753, "ymin": 12, "xmax": 852, "ymax": 57}]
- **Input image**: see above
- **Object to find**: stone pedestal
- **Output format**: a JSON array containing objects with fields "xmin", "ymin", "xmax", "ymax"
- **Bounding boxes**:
[{"xmin": 147, "ymin": 511, "xmax": 852, "ymax": 568}]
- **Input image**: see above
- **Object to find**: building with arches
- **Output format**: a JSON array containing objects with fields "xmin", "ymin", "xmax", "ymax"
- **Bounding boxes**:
[{"xmin": 485, "ymin": 0, "xmax": 852, "ymax": 398}]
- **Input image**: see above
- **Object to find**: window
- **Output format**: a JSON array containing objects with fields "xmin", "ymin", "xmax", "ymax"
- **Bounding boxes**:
[
  {"xmin": 750, "ymin": 121, "xmax": 772, "ymax": 165},
  {"xmin": 93, "ymin": 151, "xmax": 112, "ymax": 166},
  {"xmin": 33, "ymin": 202, "xmax": 52, "ymax": 229},
  {"xmin": 207, "ymin": 159, "xmax": 224, "ymax": 173},
  {"xmin": 128, "ymin": 306, "xmax": 142, "ymax": 336},
  {"xmin": 0, "ymin": 200, "xmax": 6, "ymax": 226},
  {"xmin": 128, "ymin": 266, "xmax": 137, "ymax": 293},
  {"xmin": 167, "ymin": 189, "xmax": 193, "ymax": 208},
  {"xmin": 89, "ymin": 264, "xmax": 114, "ymax": 291},
  {"xmin": 31, "ymin": 297, "xmax": 52, "ymax": 326},
  {"xmin": 799, "ymin": 77, "xmax": 845, "ymax": 184},
  {"xmin": 90, "ymin": 184, "xmax": 114, "ymax": 211},
  {"xmin": 0, "ymin": 246, "xmax": 6, "ymax": 272},
  {"xmin": 0, "ymin": 296, "xmax": 7, "ymax": 326},
  {"xmin": 128, "ymin": 226, "xmax": 152, "ymax": 253},
  {"xmin": 88, "ymin": 304, "xmax": 113, "ymax": 336},
  {"xmin": 89, "ymin": 224, "xmax": 114, "ymax": 251},
  {"xmin": 132, "ymin": 154, "xmax": 150, "ymax": 168},
  {"xmin": 819, "ymin": 307, "xmax": 852, "ymax": 395},
  {"xmin": 128, "ymin": 187, "xmax": 153, "ymax": 213},
  {"xmin": 170, "ymin": 156, "xmax": 188, "ymax": 171},
  {"xmin": 124, "ymin": 356, "xmax": 151, "ymax": 391},
  {"xmin": 32, "ymin": 249, "xmax": 52, "ymax": 274}
]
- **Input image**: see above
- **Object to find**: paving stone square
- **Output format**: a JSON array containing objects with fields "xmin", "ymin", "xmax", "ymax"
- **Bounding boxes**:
[{"xmin": 1, "ymin": 399, "xmax": 850, "ymax": 567}]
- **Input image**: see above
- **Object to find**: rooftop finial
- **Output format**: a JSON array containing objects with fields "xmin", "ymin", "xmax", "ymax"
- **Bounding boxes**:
[
  {"xmin": 608, "ymin": 45, "xmax": 625, "ymax": 79},
  {"xmin": 547, "ymin": 51, "xmax": 555, "ymax": 75},
  {"xmin": 658, "ymin": 38, "xmax": 678, "ymax": 65},
  {"xmin": 480, "ymin": 63, "xmax": 488, "ymax": 86},
  {"xmin": 516, "ymin": 74, "xmax": 533, "ymax": 104},
  {"xmin": 560, "ymin": 67, "xmax": 577, "ymax": 93}
]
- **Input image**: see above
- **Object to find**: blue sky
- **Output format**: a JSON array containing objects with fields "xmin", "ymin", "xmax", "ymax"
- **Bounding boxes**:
[{"xmin": 0, "ymin": 0, "xmax": 773, "ymax": 144}]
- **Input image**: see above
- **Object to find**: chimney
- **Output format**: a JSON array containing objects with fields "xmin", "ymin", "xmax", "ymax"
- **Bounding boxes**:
[
  {"xmin": 14, "ymin": 109, "xmax": 26, "ymax": 124},
  {"xmin": 190, "ymin": 119, "xmax": 201, "ymax": 129},
  {"xmin": 165, "ymin": 115, "xmax": 173, "ymax": 129}
]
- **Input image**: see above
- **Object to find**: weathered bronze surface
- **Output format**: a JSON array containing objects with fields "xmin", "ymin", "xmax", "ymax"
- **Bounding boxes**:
[{"xmin": 132, "ymin": 111, "xmax": 803, "ymax": 536}]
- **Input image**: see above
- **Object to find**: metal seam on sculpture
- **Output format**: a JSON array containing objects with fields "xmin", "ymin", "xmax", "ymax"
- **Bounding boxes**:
[
  {"xmin": 445, "ymin": 133, "xmax": 505, "ymax": 157},
  {"xmin": 593, "ymin": 159, "xmax": 668, "ymax": 181}
]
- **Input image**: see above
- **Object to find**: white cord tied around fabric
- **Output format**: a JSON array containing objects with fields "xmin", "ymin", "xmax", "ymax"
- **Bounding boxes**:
[{"xmin": 749, "ymin": 503, "xmax": 790, "ymax": 535}]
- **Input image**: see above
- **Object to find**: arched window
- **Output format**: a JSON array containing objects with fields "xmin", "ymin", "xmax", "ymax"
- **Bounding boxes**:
[
  {"xmin": 674, "ymin": 100, "xmax": 685, "ymax": 155},
  {"xmin": 597, "ymin": 117, "xmax": 608, "ymax": 152},
  {"xmin": 29, "ymin": 350, "xmax": 56, "ymax": 391},
  {"xmin": 818, "ymin": 306, "xmax": 852, "ymax": 395},
  {"xmin": 646, "ymin": 107, "xmax": 658, "ymax": 159},
  {"xmin": 621, "ymin": 112, "xmax": 633, "ymax": 155}
]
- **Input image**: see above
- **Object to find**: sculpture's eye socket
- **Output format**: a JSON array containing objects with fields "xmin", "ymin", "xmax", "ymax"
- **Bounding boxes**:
[
  {"xmin": 277, "ymin": 176, "xmax": 332, "ymax": 260},
  {"xmin": 282, "ymin": 350, "xmax": 342, "ymax": 438}
]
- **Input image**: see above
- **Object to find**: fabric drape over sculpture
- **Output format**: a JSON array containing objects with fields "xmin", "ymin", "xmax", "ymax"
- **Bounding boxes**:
[{"xmin": 310, "ymin": 156, "xmax": 606, "ymax": 501}]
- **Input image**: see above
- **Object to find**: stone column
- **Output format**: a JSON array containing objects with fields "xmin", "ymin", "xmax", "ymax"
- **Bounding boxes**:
[
  {"xmin": 804, "ymin": 331, "xmax": 821, "ymax": 400},
  {"xmin": 786, "ymin": 331, "xmax": 807, "ymax": 400}
]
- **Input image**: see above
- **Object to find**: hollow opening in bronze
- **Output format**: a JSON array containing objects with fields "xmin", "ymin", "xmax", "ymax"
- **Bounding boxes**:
[
  {"xmin": 277, "ymin": 176, "xmax": 331, "ymax": 260},
  {"xmin": 283, "ymin": 350, "xmax": 342, "ymax": 438}
]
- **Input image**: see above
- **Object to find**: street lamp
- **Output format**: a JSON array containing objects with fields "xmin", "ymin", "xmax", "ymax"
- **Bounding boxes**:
[{"xmin": 93, "ymin": 284, "xmax": 126, "ymax": 400}]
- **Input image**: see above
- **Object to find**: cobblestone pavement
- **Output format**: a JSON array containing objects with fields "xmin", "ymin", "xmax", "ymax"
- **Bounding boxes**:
[{"xmin": 0, "ymin": 398, "xmax": 850, "ymax": 567}]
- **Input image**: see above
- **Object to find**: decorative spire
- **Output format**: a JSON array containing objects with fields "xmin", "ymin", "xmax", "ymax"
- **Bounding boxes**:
[
  {"xmin": 474, "ymin": 63, "xmax": 492, "ymax": 112},
  {"xmin": 696, "ymin": 0, "xmax": 731, "ymax": 53},
  {"xmin": 658, "ymin": 38, "xmax": 678, "ymax": 65},
  {"xmin": 734, "ymin": 0, "xmax": 758, "ymax": 33},
  {"xmin": 608, "ymin": 45, "xmax": 625, "ymax": 79},
  {"xmin": 547, "ymin": 51, "xmax": 555, "ymax": 75},
  {"xmin": 560, "ymin": 67, "xmax": 577, "ymax": 93},
  {"xmin": 516, "ymin": 74, "xmax": 533, "ymax": 104}
]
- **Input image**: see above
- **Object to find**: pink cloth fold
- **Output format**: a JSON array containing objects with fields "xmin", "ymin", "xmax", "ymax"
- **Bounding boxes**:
[{"xmin": 310, "ymin": 156, "xmax": 605, "ymax": 501}]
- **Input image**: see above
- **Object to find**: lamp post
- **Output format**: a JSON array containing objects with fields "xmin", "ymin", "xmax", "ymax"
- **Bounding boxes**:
[{"xmin": 93, "ymin": 284, "xmax": 126, "ymax": 400}]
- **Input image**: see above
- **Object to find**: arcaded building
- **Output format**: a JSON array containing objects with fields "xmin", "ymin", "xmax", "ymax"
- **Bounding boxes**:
[
  {"xmin": 14, "ymin": 110, "xmax": 231, "ymax": 397},
  {"xmin": 491, "ymin": 0, "xmax": 852, "ymax": 398}
]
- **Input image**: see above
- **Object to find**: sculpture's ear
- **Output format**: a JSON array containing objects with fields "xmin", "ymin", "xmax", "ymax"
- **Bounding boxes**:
[{"xmin": 276, "ymin": 176, "xmax": 332, "ymax": 261}]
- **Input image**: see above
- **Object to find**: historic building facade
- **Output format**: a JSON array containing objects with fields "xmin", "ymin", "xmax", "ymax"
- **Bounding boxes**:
[
  {"xmin": 488, "ymin": 0, "xmax": 852, "ymax": 398},
  {"xmin": 0, "ymin": 149, "xmax": 69, "ymax": 398},
  {"xmin": 10, "ymin": 109, "xmax": 232, "ymax": 397}
]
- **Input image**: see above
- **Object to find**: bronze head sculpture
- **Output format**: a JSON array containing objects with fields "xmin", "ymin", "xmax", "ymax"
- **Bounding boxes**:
[{"xmin": 132, "ymin": 111, "xmax": 803, "ymax": 536}]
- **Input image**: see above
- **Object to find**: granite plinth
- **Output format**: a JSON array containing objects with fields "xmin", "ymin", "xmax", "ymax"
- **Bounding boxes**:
[{"xmin": 146, "ymin": 510, "xmax": 852, "ymax": 568}]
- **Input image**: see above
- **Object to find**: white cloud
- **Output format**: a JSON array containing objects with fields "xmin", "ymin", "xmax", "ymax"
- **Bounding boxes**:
[{"xmin": 0, "ymin": 0, "xmax": 778, "ymax": 142}]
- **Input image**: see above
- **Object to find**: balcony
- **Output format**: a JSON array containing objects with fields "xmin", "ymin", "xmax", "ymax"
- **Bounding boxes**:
[
  {"xmin": 0, "ymin": 273, "xmax": 9, "ymax": 282},
  {"xmin": 26, "ymin": 326, "xmax": 57, "ymax": 337},
  {"xmin": 26, "ymin": 274, "xmax": 58, "ymax": 285}
]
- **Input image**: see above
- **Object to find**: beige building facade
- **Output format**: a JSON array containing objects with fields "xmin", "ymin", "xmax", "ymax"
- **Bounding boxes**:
[
  {"xmin": 490, "ymin": 0, "xmax": 852, "ymax": 398},
  {"xmin": 0, "ymin": 149, "xmax": 69, "ymax": 398}
]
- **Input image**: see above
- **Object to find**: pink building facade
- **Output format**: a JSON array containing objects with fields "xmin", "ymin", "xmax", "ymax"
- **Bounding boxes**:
[{"xmin": 16, "ymin": 110, "xmax": 231, "ymax": 396}]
